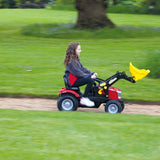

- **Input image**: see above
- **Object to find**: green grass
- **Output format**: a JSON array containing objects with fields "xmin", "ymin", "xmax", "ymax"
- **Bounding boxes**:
[
  {"xmin": 0, "ymin": 109, "xmax": 159, "ymax": 160},
  {"xmin": 0, "ymin": 9, "xmax": 160, "ymax": 101}
]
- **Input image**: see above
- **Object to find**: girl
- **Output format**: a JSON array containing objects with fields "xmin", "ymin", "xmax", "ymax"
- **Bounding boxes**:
[{"xmin": 64, "ymin": 42, "xmax": 98, "ymax": 107}]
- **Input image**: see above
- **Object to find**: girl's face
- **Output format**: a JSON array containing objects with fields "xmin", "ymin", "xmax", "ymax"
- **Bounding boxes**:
[{"xmin": 76, "ymin": 45, "xmax": 81, "ymax": 56}]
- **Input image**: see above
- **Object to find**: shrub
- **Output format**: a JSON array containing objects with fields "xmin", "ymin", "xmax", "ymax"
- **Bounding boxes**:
[
  {"xmin": 108, "ymin": 0, "xmax": 160, "ymax": 15},
  {"xmin": 107, "ymin": 4, "xmax": 138, "ymax": 14},
  {"xmin": 46, "ymin": 0, "xmax": 75, "ymax": 10},
  {"xmin": 0, "ymin": 0, "xmax": 49, "ymax": 8},
  {"xmin": 18, "ymin": 2, "xmax": 48, "ymax": 8},
  {"xmin": 0, "ymin": 0, "xmax": 16, "ymax": 8},
  {"xmin": 46, "ymin": 2, "xmax": 75, "ymax": 10},
  {"xmin": 143, "ymin": 51, "xmax": 160, "ymax": 78}
]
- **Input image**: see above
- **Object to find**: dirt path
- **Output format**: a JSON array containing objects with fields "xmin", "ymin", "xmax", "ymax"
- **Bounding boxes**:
[{"xmin": 0, "ymin": 97, "xmax": 160, "ymax": 115}]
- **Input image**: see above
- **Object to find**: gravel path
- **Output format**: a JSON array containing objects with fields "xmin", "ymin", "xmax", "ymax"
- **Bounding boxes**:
[{"xmin": 0, "ymin": 97, "xmax": 160, "ymax": 115}]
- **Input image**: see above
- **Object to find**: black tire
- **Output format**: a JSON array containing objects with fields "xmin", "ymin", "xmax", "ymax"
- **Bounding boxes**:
[
  {"xmin": 105, "ymin": 100, "xmax": 122, "ymax": 114},
  {"xmin": 57, "ymin": 95, "xmax": 78, "ymax": 111},
  {"xmin": 120, "ymin": 101, "xmax": 125, "ymax": 112}
]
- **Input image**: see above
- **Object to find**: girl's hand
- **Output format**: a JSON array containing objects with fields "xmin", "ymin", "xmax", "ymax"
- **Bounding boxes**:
[
  {"xmin": 94, "ymin": 73, "xmax": 98, "ymax": 77},
  {"xmin": 91, "ymin": 73, "xmax": 98, "ymax": 79}
]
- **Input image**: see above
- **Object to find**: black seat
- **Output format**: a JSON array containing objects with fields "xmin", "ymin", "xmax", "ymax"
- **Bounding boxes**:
[{"xmin": 63, "ymin": 75, "xmax": 80, "ymax": 91}]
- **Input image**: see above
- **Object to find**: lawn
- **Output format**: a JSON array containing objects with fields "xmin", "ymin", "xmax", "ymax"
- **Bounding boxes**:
[
  {"xmin": 0, "ymin": 109, "xmax": 159, "ymax": 160},
  {"xmin": 0, "ymin": 9, "xmax": 160, "ymax": 101}
]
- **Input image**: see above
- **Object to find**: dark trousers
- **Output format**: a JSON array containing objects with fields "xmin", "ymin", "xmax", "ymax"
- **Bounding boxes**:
[{"xmin": 72, "ymin": 77, "xmax": 94, "ymax": 97}]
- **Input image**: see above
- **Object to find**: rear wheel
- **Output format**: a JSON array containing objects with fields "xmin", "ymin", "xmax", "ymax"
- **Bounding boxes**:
[
  {"xmin": 105, "ymin": 100, "xmax": 122, "ymax": 113},
  {"xmin": 57, "ymin": 95, "xmax": 78, "ymax": 111}
]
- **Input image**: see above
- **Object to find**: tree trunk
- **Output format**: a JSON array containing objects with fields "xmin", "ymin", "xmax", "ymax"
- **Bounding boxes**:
[{"xmin": 75, "ymin": 0, "xmax": 115, "ymax": 29}]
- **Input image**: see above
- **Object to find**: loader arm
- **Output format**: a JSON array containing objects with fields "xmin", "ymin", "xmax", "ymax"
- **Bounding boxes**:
[{"xmin": 95, "ymin": 71, "xmax": 135, "ymax": 87}]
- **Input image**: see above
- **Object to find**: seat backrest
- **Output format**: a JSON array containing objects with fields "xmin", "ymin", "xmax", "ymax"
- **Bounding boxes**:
[
  {"xmin": 63, "ymin": 74, "xmax": 71, "ymax": 89},
  {"xmin": 63, "ymin": 74, "xmax": 80, "ymax": 91}
]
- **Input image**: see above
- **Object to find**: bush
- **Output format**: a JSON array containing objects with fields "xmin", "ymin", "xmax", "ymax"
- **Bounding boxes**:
[
  {"xmin": 46, "ymin": 3, "xmax": 75, "ymax": 10},
  {"xmin": 19, "ymin": 2, "xmax": 47, "ymax": 8},
  {"xmin": 0, "ymin": 0, "xmax": 16, "ymax": 8},
  {"xmin": 108, "ymin": 4, "xmax": 138, "ymax": 14},
  {"xmin": 0, "ymin": 0, "xmax": 49, "ymax": 8},
  {"xmin": 143, "ymin": 51, "xmax": 160, "ymax": 78},
  {"xmin": 108, "ymin": 1, "xmax": 160, "ymax": 15},
  {"xmin": 46, "ymin": 0, "xmax": 75, "ymax": 10},
  {"xmin": 147, "ymin": 5, "xmax": 160, "ymax": 14}
]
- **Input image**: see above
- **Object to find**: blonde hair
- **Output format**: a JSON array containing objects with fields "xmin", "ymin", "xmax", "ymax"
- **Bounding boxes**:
[{"xmin": 64, "ymin": 42, "xmax": 80, "ymax": 66}]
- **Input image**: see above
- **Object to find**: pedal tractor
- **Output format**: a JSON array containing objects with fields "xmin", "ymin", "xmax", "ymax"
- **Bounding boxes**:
[{"xmin": 57, "ymin": 63, "xmax": 150, "ymax": 113}]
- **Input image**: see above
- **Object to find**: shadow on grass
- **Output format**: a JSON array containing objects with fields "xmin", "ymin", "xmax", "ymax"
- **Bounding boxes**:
[{"xmin": 22, "ymin": 23, "xmax": 160, "ymax": 39}]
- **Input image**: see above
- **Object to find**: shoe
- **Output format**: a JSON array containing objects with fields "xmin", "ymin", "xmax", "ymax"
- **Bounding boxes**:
[{"xmin": 80, "ymin": 97, "xmax": 95, "ymax": 107}]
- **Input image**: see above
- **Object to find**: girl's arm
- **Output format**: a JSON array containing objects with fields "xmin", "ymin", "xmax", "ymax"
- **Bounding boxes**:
[{"xmin": 66, "ymin": 60, "xmax": 93, "ymax": 78}]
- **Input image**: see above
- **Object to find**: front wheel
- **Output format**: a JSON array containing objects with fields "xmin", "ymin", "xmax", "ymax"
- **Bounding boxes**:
[
  {"xmin": 105, "ymin": 100, "xmax": 122, "ymax": 114},
  {"xmin": 57, "ymin": 95, "xmax": 78, "ymax": 111}
]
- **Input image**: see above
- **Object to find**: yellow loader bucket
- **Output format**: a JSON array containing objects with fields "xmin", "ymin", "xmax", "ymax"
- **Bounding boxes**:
[{"xmin": 129, "ymin": 62, "xmax": 150, "ymax": 81}]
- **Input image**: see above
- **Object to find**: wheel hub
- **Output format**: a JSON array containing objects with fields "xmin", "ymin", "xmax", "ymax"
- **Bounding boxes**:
[
  {"xmin": 62, "ymin": 99, "xmax": 73, "ymax": 111},
  {"xmin": 108, "ymin": 104, "xmax": 118, "ymax": 113}
]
